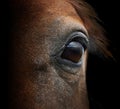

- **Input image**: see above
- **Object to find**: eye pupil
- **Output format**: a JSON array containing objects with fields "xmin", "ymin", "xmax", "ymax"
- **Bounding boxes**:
[{"xmin": 61, "ymin": 41, "xmax": 84, "ymax": 63}]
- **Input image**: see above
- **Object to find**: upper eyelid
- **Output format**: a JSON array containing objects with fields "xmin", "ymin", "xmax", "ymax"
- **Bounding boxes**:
[
  {"xmin": 51, "ymin": 32, "xmax": 88, "ymax": 57},
  {"xmin": 75, "ymin": 29, "xmax": 88, "ymax": 37},
  {"xmin": 50, "ymin": 30, "xmax": 89, "ymax": 57},
  {"xmin": 65, "ymin": 31, "xmax": 89, "ymax": 47},
  {"xmin": 72, "ymin": 32, "xmax": 88, "ymax": 41}
]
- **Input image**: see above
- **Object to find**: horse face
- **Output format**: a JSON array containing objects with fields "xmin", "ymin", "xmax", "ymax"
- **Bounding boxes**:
[{"xmin": 9, "ymin": 0, "xmax": 90, "ymax": 109}]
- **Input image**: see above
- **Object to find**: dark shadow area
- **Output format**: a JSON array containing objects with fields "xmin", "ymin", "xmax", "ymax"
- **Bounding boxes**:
[
  {"xmin": 86, "ymin": 0, "xmax": 120, "ymax": 109},
  {"xmin": 1, "ymin": 0, "xmax": 11, "ymax": 108}
]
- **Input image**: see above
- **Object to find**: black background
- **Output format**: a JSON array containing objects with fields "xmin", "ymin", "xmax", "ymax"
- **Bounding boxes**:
[{"xmin": 86, "ymin": 0, "xmax": 120, "ymax": 109}]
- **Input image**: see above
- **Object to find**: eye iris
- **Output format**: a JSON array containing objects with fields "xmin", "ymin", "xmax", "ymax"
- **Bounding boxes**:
[{"xmin": 61, "ymin": 41, "xmax": 84, "ymax": 63}]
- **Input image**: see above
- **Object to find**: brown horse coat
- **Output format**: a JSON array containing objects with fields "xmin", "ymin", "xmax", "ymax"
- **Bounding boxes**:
[{"xmin": 9, "ymin": 0, "xmax": 111, "ymax": 109}]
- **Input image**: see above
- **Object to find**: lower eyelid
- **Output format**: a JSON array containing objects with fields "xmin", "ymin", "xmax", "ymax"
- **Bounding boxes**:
[{"xmin": 54, "ymin": 57, "xmax": 83, "ymax": 74}]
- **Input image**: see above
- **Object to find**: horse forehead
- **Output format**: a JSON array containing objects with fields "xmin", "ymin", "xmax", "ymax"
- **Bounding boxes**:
[
  {"xmin": 11, "ymin": 0, "xmax": 78, "ymax": 16},
  {"xmin": 11, "ymin": 0, "xmax": 85, "ymax": 31},
  {"xmin": 38, "ymin": 0, "xmax": 77, "ymax": 16},
  {"xmin": 36, "ymin": 0, "xmax": 83, "ymax": 25},
  {"xmin": 11, "ymin": 0, "xmax": 71, "ymax": 8},
  {"xmin": 36, "ymin": 0, "xmax": 74, "ymax": 12},
  {"xmin": 10, "ymin": 0, "xmax": 87, "ymax": 43}
]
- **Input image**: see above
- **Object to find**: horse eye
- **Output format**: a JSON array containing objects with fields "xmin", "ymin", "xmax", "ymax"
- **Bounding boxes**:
[
  {"xmin": 52, "ymin": 32, "xmax": 88, "ymax": 70},
  {"xmin": 61, "ymin": 41, "xmax": 84, "ymax": 63}
]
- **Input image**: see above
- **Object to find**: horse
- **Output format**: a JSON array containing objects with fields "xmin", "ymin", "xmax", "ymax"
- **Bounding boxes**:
[{"xmin": 8, "ymin": 0, "xmax": 112, "ymax": 109}]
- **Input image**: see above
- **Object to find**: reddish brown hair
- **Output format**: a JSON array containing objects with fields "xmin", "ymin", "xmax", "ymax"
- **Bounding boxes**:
[{"xmin": 68, "ymin": 0, "xmax": 112, "ymax": 58}]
